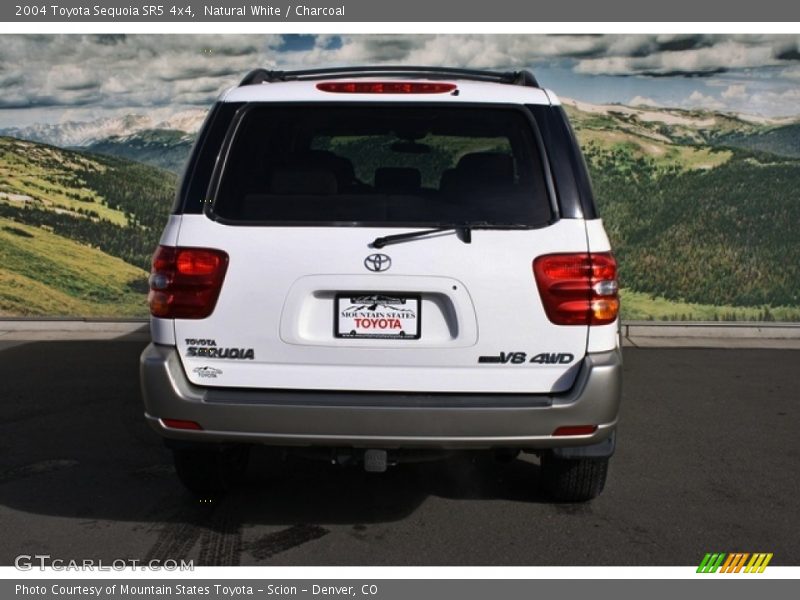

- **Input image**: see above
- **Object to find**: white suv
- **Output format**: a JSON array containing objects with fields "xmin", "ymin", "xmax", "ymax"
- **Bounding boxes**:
[{"xmin": 140, "ymin": 67, "xmax": 622, "ymax": 502}]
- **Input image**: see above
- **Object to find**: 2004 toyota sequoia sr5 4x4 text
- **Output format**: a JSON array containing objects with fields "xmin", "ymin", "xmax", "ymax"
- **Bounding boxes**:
[{"xmin": 140, "ymin": 66, "xmax": 622, "ymax": 502}]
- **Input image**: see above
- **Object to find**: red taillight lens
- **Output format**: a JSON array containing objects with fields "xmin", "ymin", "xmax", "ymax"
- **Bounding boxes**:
[
  {"xmin": 552, "ymin": 425, "xmax": 598, "ymax": 436},
  {"xmin": 316, "ymin": 81, "xmax": 457, "ymax": 94},
  {"xmin": 161, "ymin": 418, "xmax": 203, "ymax": 431},
  {"xmin": 533, "ymin": 253, "xmax": 619, "ymax": 326},
  {"xmin": 148, "ymin": 246, "xmax": 228, "ymax": 319},
  {"xmin": 176, "ymin": 249, "xmax": 224, "ymax": 276}
]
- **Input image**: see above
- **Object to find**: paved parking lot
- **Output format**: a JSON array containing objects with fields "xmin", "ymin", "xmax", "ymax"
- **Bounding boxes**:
[{"xmin": 0, "ymin": 340, "xmax": 798, "ymax": 565}]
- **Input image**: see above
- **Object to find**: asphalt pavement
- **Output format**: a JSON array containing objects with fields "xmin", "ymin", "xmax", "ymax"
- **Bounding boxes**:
[{"xmin": 0, "ymin": 339, "xmax": 798, "ymax": 566}]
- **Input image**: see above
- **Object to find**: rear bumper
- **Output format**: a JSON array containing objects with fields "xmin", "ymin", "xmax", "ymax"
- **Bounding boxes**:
[{"xmin": 140, "ymin": 344, "xmax": 622, "ymax": 450}]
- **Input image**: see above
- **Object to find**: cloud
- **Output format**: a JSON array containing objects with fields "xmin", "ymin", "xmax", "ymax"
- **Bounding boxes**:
[
  {"xmin": 782, "ymin": 66, "xmax": 800, "ymax": 79},
  {"xmin": 0, "ymin": 34, "xmax": 799, "ymax": 123},
  {"xmin": 721, "ymin": 84, "xmax": 748, "ymax": 100},
  {"xmin": 655, "ymin": 35, "xmax": 715, "ymax": 53},
  {"xmin": 0, "ymin": 34, "xmax": 283, "ymax": 112},
  {"xmin": 89, "ymin": 34, "xmax": 126, "ymax": 46},
  {"xmin": 686, "ymin": 90, "xmax": 726, "ymax": 111},
  {"xmin": 573, "ymin": 40, "xmax": 777, "ymax": 76},
  {"xmin": 45, "ymin": 65, "xmax": 100, "ymax": 92},
  {"xmin": 747, "ymin": 88, "xmax": 800, "ymax": 116},
  {"xmin": 629, "ymin": 96, "xmax": 661, "ymax": 107},
  {"xmin": 301, "ymin": 34, "xmax": 800, "ymax": 80},
  {"xmin": 0, "ymin": 72, "xmax": 24, "ymax": 87},
  {"xmin": 774, "ymin": 41, "xmax": 800, "ymax": 61}
]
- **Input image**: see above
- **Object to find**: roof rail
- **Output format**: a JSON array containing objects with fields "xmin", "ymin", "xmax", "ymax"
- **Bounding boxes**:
[{"xmin": 238, "ymin": 66, "xmax": 540, "ymax": 88}]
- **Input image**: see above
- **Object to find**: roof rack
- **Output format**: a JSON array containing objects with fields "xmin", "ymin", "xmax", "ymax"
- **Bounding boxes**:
[{"xmin": 239, "ymin": 66, "xmax": 540, "ymax": 88}]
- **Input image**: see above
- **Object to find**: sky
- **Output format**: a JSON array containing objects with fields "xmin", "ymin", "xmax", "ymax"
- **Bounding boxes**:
[{"xmin": 1, "ymin": 34, "xmax": 800, "ymax": 128}]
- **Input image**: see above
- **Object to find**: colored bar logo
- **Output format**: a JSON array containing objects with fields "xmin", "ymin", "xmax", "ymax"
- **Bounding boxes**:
[{"xmin": 697, "ymin": 553, "xmax": 773, "ymax": 573}]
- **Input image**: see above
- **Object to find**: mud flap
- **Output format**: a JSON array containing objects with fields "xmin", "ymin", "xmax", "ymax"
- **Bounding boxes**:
[{"xmin": 551, "ymin": 430, "xmax": 616, "ymax": 459}]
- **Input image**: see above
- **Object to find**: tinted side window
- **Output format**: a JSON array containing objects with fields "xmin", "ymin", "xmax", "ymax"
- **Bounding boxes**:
[
  {"xmin": 528, "ymin": 105, "xmax": 597, "ymax": 220},
  {"xmin": 175, "ymin": 102, "xmax": 243, "ymax": 214},
  {"xmin": 211, "ymin": 104, "xmax": 552, "ymax": 227}
]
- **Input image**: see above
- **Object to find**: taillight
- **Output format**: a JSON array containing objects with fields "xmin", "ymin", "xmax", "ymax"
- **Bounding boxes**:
[
  {"xmin": 161, "ymin": 418, "xmax": 203, "ymax": 431},
  {"xmin": 552, "ymin": 425, "xmax": 598, "ymax": 436},
  {"xmin": 533, "ymin": 253, "xmax": 619, "ymax": 326},
  {"xmin": 316, "ymin": 81, "xmax": 457, "ymax": 94},
  {"xmin": 148, "ymin": 246, "xmax": 228, "ymax": 319}
]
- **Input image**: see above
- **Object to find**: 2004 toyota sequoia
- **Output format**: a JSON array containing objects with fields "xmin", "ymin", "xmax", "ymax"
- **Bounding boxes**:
[{"xmin": 139, "ymin": 66, "xmax": 622, "ymax": 501}]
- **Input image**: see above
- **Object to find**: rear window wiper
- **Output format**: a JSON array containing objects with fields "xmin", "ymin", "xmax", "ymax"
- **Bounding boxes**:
[
  {"xmin": 371, "ymin": 223, "xmax": 532, "ymax": 248},
  {"xmin": 372, "ymin": 226, "xmax": 470, "ymax": 248}
]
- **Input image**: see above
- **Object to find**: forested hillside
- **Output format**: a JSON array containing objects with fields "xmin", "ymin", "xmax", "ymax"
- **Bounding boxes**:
[
  {"xmin": 0, "ymin": 137, "xmax": 174, "ymax": 271},
  {"xmin": 0, "ymin": 137, "xmax": 174, "ymax": 315},
  {"xmin": 712, "ymin": 124, "xmax": 800, "ymax": 159},
  {"xmin": 585, "ymin": 145, "xmax": 800, "ymax": 308}
]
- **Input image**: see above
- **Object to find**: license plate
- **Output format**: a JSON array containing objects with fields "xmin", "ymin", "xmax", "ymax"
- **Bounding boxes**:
[{"xmin": 335, "ymin": 293, "xmax": 421, "ymax": 339}]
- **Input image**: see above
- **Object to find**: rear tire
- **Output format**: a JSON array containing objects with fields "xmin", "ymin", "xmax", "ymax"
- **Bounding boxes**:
[
  {"xmin": 172, "ymin": 443, "xmax": 250, "ymax": 495},
  {"xmin": 540, "ymin": 454, "xmax": 609, "ymax": 502}
]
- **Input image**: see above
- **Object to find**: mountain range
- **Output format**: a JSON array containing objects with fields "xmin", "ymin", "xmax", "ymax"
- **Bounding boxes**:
[
  {"xmin": 561, "ymin": 98, "xmax": 800, "ymax": 158},
  {"xmin": 1, "ymin": 100, "xmax": 799, "ymax": 318},
  {"xmin": 5, "ymin": 101, "xmax": 800, "ymax": 174},
  {"xmin": 0, "ymin": 109, "xmax": 207, "ymax": 148}
]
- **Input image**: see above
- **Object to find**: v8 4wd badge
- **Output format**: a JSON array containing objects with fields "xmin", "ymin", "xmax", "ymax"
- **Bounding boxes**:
[{"xmin": 478, "ymin": 352, "xmax": 575, "ymax": 365}]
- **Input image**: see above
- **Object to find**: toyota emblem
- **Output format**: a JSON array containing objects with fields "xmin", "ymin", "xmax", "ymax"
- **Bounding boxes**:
[{"xmin": 364, "ymin": 253, "xmax": 392, "ymax": 272}]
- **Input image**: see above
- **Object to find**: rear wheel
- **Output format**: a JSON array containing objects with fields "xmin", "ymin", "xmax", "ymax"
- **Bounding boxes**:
[
  {"xmin": 540, "ymin": 454, "xmax": 609, "ymax": 502},
  {"xmin": 171, "ymin": 442, "xmax": 250, "ymax": 495}
]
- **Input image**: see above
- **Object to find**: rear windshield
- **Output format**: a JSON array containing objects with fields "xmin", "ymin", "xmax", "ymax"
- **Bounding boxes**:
[{"xmin": 211, "ymin": 104, "xmax": 552, "ymax": 226}]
